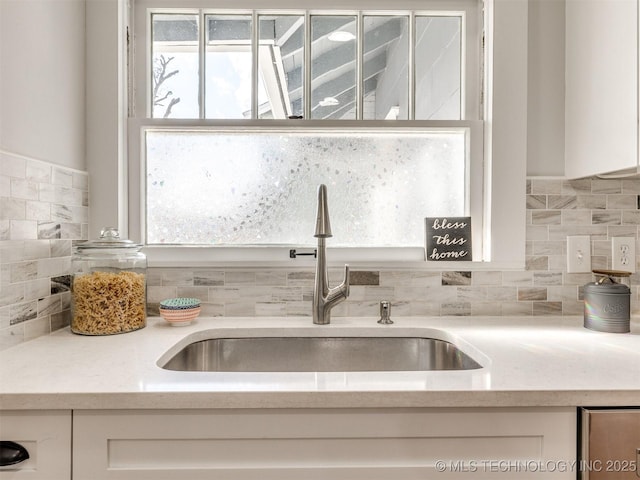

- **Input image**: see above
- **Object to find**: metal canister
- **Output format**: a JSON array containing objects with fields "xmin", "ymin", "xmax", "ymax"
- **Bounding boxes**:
[{"xmin": 583, "ymin": 270, "xmax": 630, "ymax": 333}]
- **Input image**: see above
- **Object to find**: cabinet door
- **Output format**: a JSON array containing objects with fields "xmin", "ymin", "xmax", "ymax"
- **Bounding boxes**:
[
  {"xmin": 580, "ymin": 408, "xmax": 640, "ymax": 480},
  {"xmin": 565, "ymin": 0, "xmax": 638, "ymax": 178},
  {"xmin": 0, "ymin": 410, "xmax": 71, "ymax": 480},
  {"xmin": 73, "ymin": 407, "xmax": 576, "ymax": 480}
]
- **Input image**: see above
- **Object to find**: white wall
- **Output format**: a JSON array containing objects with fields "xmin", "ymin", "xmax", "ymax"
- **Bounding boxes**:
[
  {"xmin": 0, "ymin": 0, "xmax": 86, "ymax": 170},
  {"xmin": 86, "ymin": 0, "xmax": 128, "ymax": 239},
  {"xmin": 527, "ymin": 0, "xmax": 565, "ymax": 176}
]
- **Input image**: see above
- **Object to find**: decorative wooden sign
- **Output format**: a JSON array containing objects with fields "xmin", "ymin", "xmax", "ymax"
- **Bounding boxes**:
[{"xmin": 425, "ymin": 217, "xmax": 472, "ymax": 261}]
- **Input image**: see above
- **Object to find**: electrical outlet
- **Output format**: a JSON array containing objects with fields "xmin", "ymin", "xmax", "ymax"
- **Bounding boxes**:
[
  {"xmin": 567, "ymin": 235, "xmax": 591, "ymax": 273},
  {"xmin": 611, "ymin": 237, "xmax": 636, "ymax": 273}
]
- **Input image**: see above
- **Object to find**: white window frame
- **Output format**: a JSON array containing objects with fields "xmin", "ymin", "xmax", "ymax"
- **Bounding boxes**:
[
  {"xmin": 150, "ymin": 12, "xmax": 292, "ymax": 119},
  {"xmin": 129, "ymin": 119, "xmax": 483, "ymax": 266},
  {"xmin": 135, "ymin": 3, "xmax": 481, "ymax": 121},
  {"xmin": 86, "ymin": 0, "xmax": 526, "ymax": 270}
]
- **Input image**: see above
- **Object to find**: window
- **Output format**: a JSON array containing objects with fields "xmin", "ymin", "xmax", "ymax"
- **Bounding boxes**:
[
  {"xmin": 145, "ymin": 128, "xmax": 469, "ymax": 246},
  {"xmin": 146, "ymin": 9, "xmax": 474, "ymax": 120},
  {"xmin": 127, "ymin": 0, "xmax": 527, "ymax": 267}
]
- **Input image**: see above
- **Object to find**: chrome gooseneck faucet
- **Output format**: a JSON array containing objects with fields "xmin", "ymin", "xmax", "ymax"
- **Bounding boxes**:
[{"xmin": 313, "ymin": 184, "xmax": 349, "ymax": 325}]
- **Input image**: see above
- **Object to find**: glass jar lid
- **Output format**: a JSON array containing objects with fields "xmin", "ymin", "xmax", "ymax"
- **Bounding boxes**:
[{"xmin": 76, "ymin": 227, "xmax": 142, "ymax": 252}]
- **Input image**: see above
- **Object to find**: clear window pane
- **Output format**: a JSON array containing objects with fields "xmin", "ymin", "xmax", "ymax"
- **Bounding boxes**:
[
  {"xmin": 310, "ymin": 16, "xmax": 357, "ymax": 119},
  {"xmin": 363, "ymin": 16, "xmax": 409, "ymax": 120},
  {"xmin": 151, "ymin": 14, "xmax": 200, "ymax": 119},
  {"xmin": 414, "ymin": 16, "xmax": 462, "ymax": 120},
  {"xmin": 205, "ymin": 15, "xmax": 253, "ymax": 119},
  {"xmin": 258, "ymin": 15, "xmax": 305, "ymax": 119},
  {"xmin": 146, "ymin": 130, "xmax": 467, "ymax": 245}
]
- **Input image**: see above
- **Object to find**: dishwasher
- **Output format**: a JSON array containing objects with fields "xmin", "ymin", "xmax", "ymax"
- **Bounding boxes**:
[{"xmin": 579, "ymin": 408, "xmax": 640, "ymax": 479}]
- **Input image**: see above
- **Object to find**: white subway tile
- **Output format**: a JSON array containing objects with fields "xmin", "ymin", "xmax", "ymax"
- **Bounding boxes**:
[{"xmin": 9, "ymin": 220, "xmax": 37, "ymax": 240}]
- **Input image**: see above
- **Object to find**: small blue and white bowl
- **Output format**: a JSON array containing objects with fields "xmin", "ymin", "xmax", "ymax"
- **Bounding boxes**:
[
  {"xmin": 159, "ymin": 298, "xmax": 201, "ymax": 326},
  {"xmin": 160, "ymin": 297, "xmax": 201, "ymax": 310}
]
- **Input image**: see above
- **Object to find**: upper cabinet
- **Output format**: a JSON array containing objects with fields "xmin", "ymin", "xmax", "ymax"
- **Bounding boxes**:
[{"xmin": 565, "ymin": 0, "xmax": 638, "ymax": 179}]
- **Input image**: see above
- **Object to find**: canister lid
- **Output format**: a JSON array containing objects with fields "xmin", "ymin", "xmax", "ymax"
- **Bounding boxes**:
[
  {"xmin": 584, "ymin": 282, "xmax": 630, "ymax": 294},
  {"xmin": 76, "ymin": 227, "xmax": 142, "ymax": 251},
  {"xmin": 592, "ymin": 268, "xmax": 632, "ymax": 278}
]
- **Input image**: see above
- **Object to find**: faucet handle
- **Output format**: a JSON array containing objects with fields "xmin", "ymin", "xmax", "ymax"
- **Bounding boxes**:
[{"xmin": 378, "ymin": 300, "xmax": 393, "ymax": 324}]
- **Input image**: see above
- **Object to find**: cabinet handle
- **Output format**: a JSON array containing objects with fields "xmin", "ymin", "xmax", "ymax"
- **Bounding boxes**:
[{"xmin": 0, "ymin": 441, "xmax": 30, "ymax": 466}]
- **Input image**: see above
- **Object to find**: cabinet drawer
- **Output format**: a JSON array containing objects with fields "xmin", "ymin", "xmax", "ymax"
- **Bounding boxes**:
[
  {"xmin": 0, "ymin": 410, "xmax": 71, "ymax": 480},
  {"xmin": 74, "ymin": 407, "xmax": 576, "ymax": 480}
]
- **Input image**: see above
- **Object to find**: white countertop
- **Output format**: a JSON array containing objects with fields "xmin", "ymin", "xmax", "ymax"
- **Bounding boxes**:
[{"xmin": 1, "ymin": 316, "xmax": 639, "ymax": 410}]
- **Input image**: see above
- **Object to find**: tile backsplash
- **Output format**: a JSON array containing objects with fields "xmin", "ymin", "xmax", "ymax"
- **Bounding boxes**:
[
  {"xmin": 0, "ymin": 152, "xmax": 88, "ymax": 350},
  {"xmin": 147, "ymin": 177, "xmax": 640, "ymax": 319},
  {"xmin": 2, "ymin": 167, "xmax": 639, "ymax": 350}
]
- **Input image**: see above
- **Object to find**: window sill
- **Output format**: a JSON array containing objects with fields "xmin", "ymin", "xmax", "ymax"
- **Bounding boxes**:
[{"xmin": 142, "ymin": 245, "xmax": 524, "ymax": 270}]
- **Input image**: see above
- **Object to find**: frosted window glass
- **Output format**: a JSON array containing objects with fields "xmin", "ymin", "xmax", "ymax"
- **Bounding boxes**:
[{"xmin": 146, "ymin": 130, "xmax": 466, "ymax": 246}]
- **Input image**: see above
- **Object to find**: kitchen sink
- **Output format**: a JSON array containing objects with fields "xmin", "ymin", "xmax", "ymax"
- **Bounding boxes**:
[{"xmin": 159, "ymin": 336, "xmax": 482, "ymax": 372}]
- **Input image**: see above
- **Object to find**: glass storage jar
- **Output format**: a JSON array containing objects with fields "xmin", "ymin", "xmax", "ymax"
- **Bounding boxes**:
[{"xmin": 71, "ymin": 227, "xmax": 147, "ymax": 335}]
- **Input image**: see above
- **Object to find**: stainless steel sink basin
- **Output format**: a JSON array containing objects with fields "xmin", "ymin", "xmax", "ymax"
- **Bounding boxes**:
[{"xmin": 159, "ymin": 336, "xmax": 482, "ymax": 372}]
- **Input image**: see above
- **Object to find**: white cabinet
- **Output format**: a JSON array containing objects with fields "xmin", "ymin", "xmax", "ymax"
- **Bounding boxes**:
[
  {"xmin": 73, "ymin": 407, "xmax": 576, "ymax": 480},
  {"xmin": 0, "ymin": 410, "xmax": 72, "ymax": 480},
  {"xmin": 565, "ymin": 0, "xmax": 639, "ymax": 179}
]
